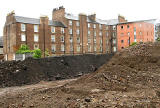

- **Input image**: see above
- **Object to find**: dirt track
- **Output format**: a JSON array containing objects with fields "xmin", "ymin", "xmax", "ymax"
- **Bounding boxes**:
[{"xmin": 1, "ymin": 42, "xmax": 160, "ymax": 108}]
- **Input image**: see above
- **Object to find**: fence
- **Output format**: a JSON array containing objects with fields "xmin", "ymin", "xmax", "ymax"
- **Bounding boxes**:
[{"xmin": 15, "ymin": 53, "xmax": 33, "ymax": 61}]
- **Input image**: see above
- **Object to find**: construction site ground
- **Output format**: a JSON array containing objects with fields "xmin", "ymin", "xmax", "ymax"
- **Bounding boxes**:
[{"xmin": 0, "ymin": 42, "xmax": 160, "ymax": 108}]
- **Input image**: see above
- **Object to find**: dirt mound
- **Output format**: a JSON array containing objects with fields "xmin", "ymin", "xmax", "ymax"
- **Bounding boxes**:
[
  {"xmin": 0, "ymin": 54, "xmax": 113, "ymax": 88},
  {"xmin": 1, "ymin": 43, "xmax": 160, "ymax": 108}
]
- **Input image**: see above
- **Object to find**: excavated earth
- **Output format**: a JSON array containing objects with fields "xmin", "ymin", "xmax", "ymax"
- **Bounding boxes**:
[
  {"xmin": 0, "ymin": 54, "xmax": 113, "ymax": 88},
  {"xmin": 1, "ymin": 42, "xmax": 160, "ymax": 108}
]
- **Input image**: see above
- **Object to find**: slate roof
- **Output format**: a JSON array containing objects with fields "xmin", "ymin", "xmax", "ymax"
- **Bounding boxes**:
[
  {"xmin": 15, "ymin": 16, "xmax": 66, "ymax": 27},
  {"xmin": 0, "ymin": 37, "xmax": 3, "ymax": 47},
  {"xmin": 65, "ymin": 13, "xmax": 118, "ymax": 25}
]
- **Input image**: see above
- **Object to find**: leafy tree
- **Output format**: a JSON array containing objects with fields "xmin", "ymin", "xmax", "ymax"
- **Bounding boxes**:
[
  {"xmin": 33, "ymin": 49, "xmax": 42, "ymax": 59},
  {"xmin": 16, "ymin": 45, "xmax": 32, "ymax": 54}
]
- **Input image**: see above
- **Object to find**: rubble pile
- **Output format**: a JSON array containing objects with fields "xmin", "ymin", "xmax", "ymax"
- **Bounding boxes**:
[
  {"xmin": 1, "ymin": 42, "xmax": 160, "ymax": 107},
  {"xmin": 0, "ymin": 54, "xmax": 113, "ymax": 88}
]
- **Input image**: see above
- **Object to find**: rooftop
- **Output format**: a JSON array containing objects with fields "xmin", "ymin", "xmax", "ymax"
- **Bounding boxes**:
[
  {"xmin": 65, "ymin": 13, "xmax": 119, "ymax": 25},
  {"xmin": 14, "ymin": 16, "xmax": 66, "ymax": 27}
]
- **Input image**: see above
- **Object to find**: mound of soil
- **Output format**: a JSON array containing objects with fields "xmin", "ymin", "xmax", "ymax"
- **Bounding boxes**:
[
  {"xmin": 0, "ymin": 54, "xmax": 113, "ymax": 88},
  {"xmin": 1, "ymin": 42, "xmax": 160, "ymax": 108}
]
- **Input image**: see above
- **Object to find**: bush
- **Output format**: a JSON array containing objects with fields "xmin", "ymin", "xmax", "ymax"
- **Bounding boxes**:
[
  {"xmin": 130, "ymin": 42, "xmax": 137, "ymax": 46},
  {"xmin": 33, "ymin": 49, "xmax": 42, "ymax": 59},
  {"xmin": 16, "ymin": 45, "xmax": 32, "ymax": 54}
]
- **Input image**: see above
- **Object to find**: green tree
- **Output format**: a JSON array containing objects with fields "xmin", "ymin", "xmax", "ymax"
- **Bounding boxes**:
[
  {"xmin": 45, "ymin": 49, "xmax": 50, "ymax": 57},
  {"xmin": 33, "ymin": 49, "xmax": 42, "ymax": 59},
  {"xmin": 16, "ymin": 45, "xmax": 32, "ymax": 54}
]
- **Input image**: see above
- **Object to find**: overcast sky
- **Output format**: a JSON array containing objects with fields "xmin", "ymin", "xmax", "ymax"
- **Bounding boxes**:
[{"xmin": 0, "ymin": 0, "xmax": 160, "ymax": 36}]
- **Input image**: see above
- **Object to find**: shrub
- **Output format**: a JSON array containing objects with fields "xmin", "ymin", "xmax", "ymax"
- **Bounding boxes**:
[
  {"xmin": 33, "ymin": 49, "xmax": 42, "ymax": 59},
  {"xmin": 130, "ymin": 42, "xmax": 137, "ymax": 46},
  {"xmin": 16, "ymin": 45, "xmax": 32, "ymax": 54}
]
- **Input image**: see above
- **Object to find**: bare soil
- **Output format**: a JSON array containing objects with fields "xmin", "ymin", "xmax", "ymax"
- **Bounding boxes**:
[{"xmin": 1, "ymin": 42, "xmax": 160, "ymax": 108}]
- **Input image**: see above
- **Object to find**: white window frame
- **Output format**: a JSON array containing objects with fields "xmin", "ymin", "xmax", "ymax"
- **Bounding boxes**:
[
  {"xmin": 77, "ymin": 45, "xmax": 80, "ymax": 52},
  {"xmin": 69, "ymin": 20, "xmax": 72, "ymax": 25},
  {"xmin": 94, "ymin": 31, "xmax": 96, "ymax": 37},
  {"xmin": 99, "ymin": 24, "xmax": 102, "ymax": 29},
  {"xmin": 34, "ymin": 44, "xmax": 39, "ymax": 49},
  {"xmin": 88, "ymin": 30, "xmax": 90, "ymax": 35},
  {"xmin": 51, "ymin": 44, "xmax": 56, "ymax": 52},
  {"xmin": 88, "ymin": 45, "xmax": 91, "ymax": 52},
  {"xmin": 69, "ymin": 29, "xmax": 72, "ymax": 34},
  {"xmin": 93, "ymin": 24, "xmax": 96, "ymax": 28},
  {"xmin": 76, "ymin": 29, "xmax": 80, "ymax": 34},
  {"xmin": 77, "ymin": 37, "xmax": 80, "ymax": 43},
  {"xmin": 99, "ymin": 31, "xmax": 102, "ymax": 36},
  {"xmin": 51, "ymin": 35, "xmax": 55, "ymax": 42},
  {"xmin": 61, "ymin": 28, "xmax": 64, "ymax": 33},
  {"xmin": 34, "ymin": 34, "xmax": 39, "ymax": 42},
  {"xmin": 61, "ymin": 44, "xmax": 65, "ymax": 51},
  {"xmin": 51, "ymin": 26, "xmax": 55, "ymax": 33},
  {"xmin": 34, "ymin": 25, "xmax": 39, "ymax": 32},
  {"xmin": 21, "ymin": 24, "xmax": 26, "ymax": 32},
  {"xmin": 88, "ymin": 23, "xmax": 90, "ymax": 28},
  {"xmin": 21, "ymin": 34, "xmax": 26, "ymax": 41},
  {"xmin": 61, "ymin": 36, "xmax": 64, "ymax": 42},
  {"xmin": 76, "ymin": 21, "xmax": 79, "ymax": 26}
]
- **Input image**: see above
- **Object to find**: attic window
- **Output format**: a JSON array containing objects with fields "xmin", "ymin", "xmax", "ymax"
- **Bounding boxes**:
[{"xmin": 121, "ymin": 26, "xmax": 123, "ymax": 29}]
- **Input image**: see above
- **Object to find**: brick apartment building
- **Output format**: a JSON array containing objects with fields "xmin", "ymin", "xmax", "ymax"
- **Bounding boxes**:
[
  {"xmin": 3, "ymin": 7, "xmax": 126, "ymax": 60},
  {"xmin": 117, "ymin": 21, "xmax": 154, "ymax": 51}
]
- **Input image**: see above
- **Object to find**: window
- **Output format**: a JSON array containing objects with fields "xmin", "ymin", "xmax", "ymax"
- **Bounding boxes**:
[
  {"xmin": 21, "ymin": 34, "xmax": 26, "ymax": 41},
  {"xmin": 121, "ymin": 40, "xmax": 124, "ymax": 43},
  {"xmin": 51, "ymin": 35, "xmax": 55, "ymax": 42},
  {"xmin": 127, "ymin": 25, "xmax": 129, "ymax": 29},
  {"xmin": 76, "ymin": 29, "xmax": 80, "ymax": 34},
  {"xmin": 139, "ymin": 32, "xmax": 142, "ymax": 35},
  {"xmin": 34, "ymin": 44, "xmax": 39, "ymax": 49},
  {"xmin": 51, "ymin": 44, "xmax": 56, "ymax": 52},
  {"xmin": 69, "ymin": 29, "xmax": 72, "ymax": 34},
  {"xmin": 88, "ymin": 37, "xmax": 91, "ymax": 43},
  {"xmin": 88, "ymin": 23, "xmax": 90, "ymax": 28},
  {"xmin": 128, "ymin": 32, "xmax": 130, "ymax": 36},
  {"xmin": 113, "ymin": 39, "xmax": 116, "ymax": 44},
  {"xmin": 88, "ymin": 30, "xmax": 90, "ymax": 35},
  {"xmin": 121, "ymin": 26, "xmax": 123, "ymax": 29},
  {"xmin": 100, "ymin": 39, "xmax": 102, "ymax": 44},
  {"xmin": 34, "ymin": 25, "xmax": 39, "ymax": 32},
  {"xmin": 134, "ymin": 27, "xmax": 136, "ymax": 31},
  {"xmin": 94, "ymin": 38, "xmax": 96, "ymax": 43},
  {"xmin": 51, "ymin": 26, "xmax": 55, "ymax": 33},
  {"xmin": 88, "ymin": 45, "xmax": 91, "ymax": 52},
  {"xmin": 70, "ymin": 44, "xmax": 73, "ymax": 51},
  {"xmin": 61, "ymin": 44, "xmax": 65, "ymax": 51},
  {"xmin": 99, "ymin": 24, "xmax": 102, "ymax": 29},
  {"xmin": 94, "ymin": 31, "xmax": 96, "ymax": 37},
  {"xmin": 77, "ymin": 45, "xmax": 80, "ymax": 52},
  {"xmin": 21, "ymin": 24, "xmax": 26, "ymax": 31},
  {"xmin": 34, "ymin": 34, "xmax": 39, "ymax": 42},
  {"xmin": 106, "ymin": 32, "xmax": 109, "ymax": 37},
  {"xmin": 121, "ymin": 33, "xmax": 124, "ymax": 36},
  {"xmin": 113, "ymin": 47, "xmax": 116, "ymax": 52},
  {"xmin": 113, "ymin": 26, "xmax": 116, "ymax": 30},
  {"xmin": 93, "ymin": 24, "xmax": 96, "ymax": 28},
  {"xmin": 99, "ymin": 31, "xmax": 102, "ymax": 36},
  {"xmin": 106, "ymin": 39, "xmax": 109, "ymax": 44},
  {"xmin": 61, "ymin": 28, "xmax": 64, "ymax": 33},
  {"xmin": 61, "ymin": 36, "xmax": 64, "ymax": 42},
  {"xmin": 76, "ymin": 21, "xmax": 79, "ymax": 26},
  {"xmin": 69, "ymin": 20, "xmax": 72, "ymax": 25},
  {"xmin": 140, "ymin": 24, "xmax": 142, "ymax": 27},
  {"xmin": 70, "ymin": 36, "xmax": 73, "ymax": 43},
  {"xmin": 112, "ymin": 32, "xmax": 116, "ymax": 37},
  {"xmin": 106, "ymin": 26, "xmax": 109, "ymax": 30},
  {"xmin": 77, "ymin": 37, "xmax": 80, "ymax": 43},
  {"xmin": 94, "ymin": 45, "xmax": 96, "ymax": 51},
  {"xmin": 100, "ymin": 45, "xmax": 102, "ymax": 52}
]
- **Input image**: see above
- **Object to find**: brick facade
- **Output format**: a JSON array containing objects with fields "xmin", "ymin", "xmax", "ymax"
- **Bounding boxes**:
[
  {"xmin": 117, "ymin": 22, "xmax": 154, "ymax": 51},
  {"xmin": 3, "ymin": 7, "xmax": 120, "ymax": 60}
]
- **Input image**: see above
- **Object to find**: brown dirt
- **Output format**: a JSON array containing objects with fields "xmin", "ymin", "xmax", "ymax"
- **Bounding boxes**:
[{"xmin": 1, "ymin": 42, "xmax": 160, "ymax": 108}]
